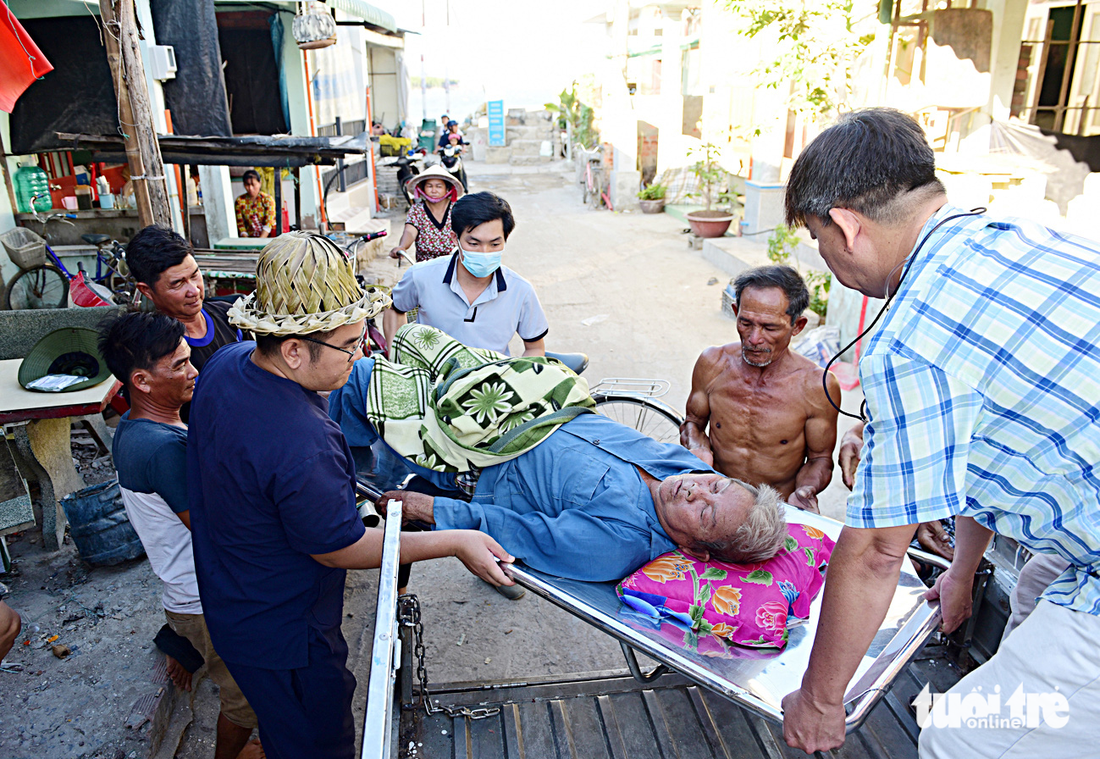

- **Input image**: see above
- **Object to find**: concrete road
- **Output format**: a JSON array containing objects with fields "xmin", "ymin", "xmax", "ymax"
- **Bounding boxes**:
[{"xmin": 171, "ymin": 160, "xmax": 863, "ymax": 756}]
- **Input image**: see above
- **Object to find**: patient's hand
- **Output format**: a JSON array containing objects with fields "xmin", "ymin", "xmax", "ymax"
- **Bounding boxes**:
[
  {"xmin": 451, "ymin": 531, "xmax": 515, "ymax": 587},
  {"xmin": 376, "ymin": 490, "xmax": 435, "ymax": 524}
]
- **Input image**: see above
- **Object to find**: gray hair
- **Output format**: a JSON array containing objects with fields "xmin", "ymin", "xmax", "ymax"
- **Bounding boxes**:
[
  {"xmin": 694, "ymin": 482, "xmax": 787, "ymax": 563},
  {"xmin": 733, "ymin": 265, "xmax": 810, "ymax": 325},
  {"xmin": 785, "ymin": 108, "xmax": 945, "ymax": 229}
]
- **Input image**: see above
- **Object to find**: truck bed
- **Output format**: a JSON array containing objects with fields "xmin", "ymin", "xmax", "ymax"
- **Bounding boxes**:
[{"xmin": 398, "ymin": 651, "xmax": 961, "ymax": 759}]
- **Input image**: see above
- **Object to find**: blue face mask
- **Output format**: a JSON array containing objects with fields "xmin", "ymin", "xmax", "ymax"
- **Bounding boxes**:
[{"xmin": 460, "ymin": 247, "xmax": 503, "ymax": 278}]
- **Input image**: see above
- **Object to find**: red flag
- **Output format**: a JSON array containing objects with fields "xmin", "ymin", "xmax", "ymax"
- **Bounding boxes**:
[{"xmin": 0, "ymin": 7, "xmax": 53, "ymax": 113}]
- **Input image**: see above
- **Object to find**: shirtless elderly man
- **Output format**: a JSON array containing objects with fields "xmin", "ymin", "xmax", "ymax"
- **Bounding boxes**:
[{"xmin": 682, "ymin": 265, "xmax": 839, "ymax": 513}]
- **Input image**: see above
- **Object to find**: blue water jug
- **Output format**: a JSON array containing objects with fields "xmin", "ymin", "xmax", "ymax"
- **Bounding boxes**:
[{"xmin": 14, "ymin": 164, "xmax": 52, "ymax": 214}]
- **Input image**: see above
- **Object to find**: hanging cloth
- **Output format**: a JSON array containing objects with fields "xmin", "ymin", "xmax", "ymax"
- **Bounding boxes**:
[{"xmin": 0, "ymin": 5, "xmax": 54, "ymax": 113}]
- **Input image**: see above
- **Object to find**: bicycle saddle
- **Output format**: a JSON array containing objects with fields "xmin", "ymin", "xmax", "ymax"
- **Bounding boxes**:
[
  {"xmin": 81, "ymin": 233, "xmax": 111, "ymax": 246},
  {"xmin": 545, "ymin": 352, "xmax": 589, "ymax": 375}
]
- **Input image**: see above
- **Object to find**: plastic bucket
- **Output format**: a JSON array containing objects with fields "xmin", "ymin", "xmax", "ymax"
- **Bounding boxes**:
[{"xmin": 59, "ymin": 479, "xmax": 146, "ymax": 566}]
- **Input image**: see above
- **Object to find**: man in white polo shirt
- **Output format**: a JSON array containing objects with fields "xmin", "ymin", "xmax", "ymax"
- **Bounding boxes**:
[{"xmin": 382, "ymin": 191, "xmax": 548, "ymax": 357}]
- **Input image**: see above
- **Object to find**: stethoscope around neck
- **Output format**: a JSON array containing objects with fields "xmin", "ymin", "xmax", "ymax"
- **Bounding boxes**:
[{"xmin": 822, "ymin": 207, "xmax": 987, "ymax": 423}]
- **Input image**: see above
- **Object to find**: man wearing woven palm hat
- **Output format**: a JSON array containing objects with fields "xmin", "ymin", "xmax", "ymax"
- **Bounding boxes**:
[{"xmin": 186, "ymin": 232, "xmax": 513, "ymax": 759}]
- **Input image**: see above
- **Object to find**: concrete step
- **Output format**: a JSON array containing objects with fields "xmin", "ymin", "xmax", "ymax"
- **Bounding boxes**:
[
  {"xmin": 327, "ymin": 205, "xmax": 376, "ymax": 232},
  {"xmin": 509, "ymin": 139, "xmax": 547, "ymax": 157},
  {"xmin": 510, "ymin": 155, "xmax": 553, "ymax": 166},
  {"xmin": 506, "ymin": 125, "xmax": 554, "ymax": 142},
  {"xmin": 484, "ymin": 146, "xmax": 512, "ymax": 164},
  {"xmin": 700, "ymin": 235, "xmax": 827, "ymax": 278}
]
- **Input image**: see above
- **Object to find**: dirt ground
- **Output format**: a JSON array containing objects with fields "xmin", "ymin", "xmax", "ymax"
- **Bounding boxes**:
[{"xmin": 0, "ymin": 158, "xmax": 863, "ymax": 758}]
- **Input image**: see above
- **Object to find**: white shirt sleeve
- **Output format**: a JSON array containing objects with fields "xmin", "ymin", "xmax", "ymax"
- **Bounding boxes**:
[{"xmin": 517, "ymin": 282, "xmax": 549, "ymax": 342}]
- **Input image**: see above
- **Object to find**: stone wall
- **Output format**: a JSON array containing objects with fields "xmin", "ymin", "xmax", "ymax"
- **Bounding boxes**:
[{"xmin": 467, "ymin": 109, "xmax": 561, "ymax": 166}]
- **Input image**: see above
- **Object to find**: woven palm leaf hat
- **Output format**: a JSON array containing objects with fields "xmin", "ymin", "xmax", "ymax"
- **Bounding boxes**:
[{"xmin": 228, "ymin": 231, "xmax": 390, "ymax": 336}]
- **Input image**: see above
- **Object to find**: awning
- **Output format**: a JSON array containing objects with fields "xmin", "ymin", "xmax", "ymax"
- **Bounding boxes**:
[
  {"xmin": 53, "ymin": 132, "xmax": 371, "ymax": 168},
  {"xmin": 328, "ymin": 0, "xmax": 397, "ymax": 33}
]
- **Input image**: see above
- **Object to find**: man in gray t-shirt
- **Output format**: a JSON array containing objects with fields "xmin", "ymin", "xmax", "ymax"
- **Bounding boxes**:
[{"xmin": 101, "ymin": 311, "xmax": 262, "ymax": 759}]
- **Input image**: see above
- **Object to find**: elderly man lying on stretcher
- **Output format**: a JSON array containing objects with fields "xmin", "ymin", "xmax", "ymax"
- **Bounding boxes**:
[{"xmin": 330, "ymin": 323, "xmax": 788, "ymax": 582}]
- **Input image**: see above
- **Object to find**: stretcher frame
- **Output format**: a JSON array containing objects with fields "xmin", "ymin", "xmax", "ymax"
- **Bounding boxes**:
[
  {"xmin": 503, "ymin": 506, "xmax": 942, "ymax": 732},
  {"xmin": 356, "ymin": 454, "xmax": 943, "ymax": 758}
]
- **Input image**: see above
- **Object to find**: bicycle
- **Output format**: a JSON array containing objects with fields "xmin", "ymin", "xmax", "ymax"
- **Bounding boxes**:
[
  {"xmin": 590, "ymin": 377, "xmax": 683, "ymax": 443},
  {"xmin": 544, "ymin": 354, "xmax": 684, "ymax": 444},
  {"xmin": 580, "ymin": 148, "xmax": 613, "ymax": 211},
  {"xmin": 2, "ymin": 223, "xmax": 135, "ymax": 310}
]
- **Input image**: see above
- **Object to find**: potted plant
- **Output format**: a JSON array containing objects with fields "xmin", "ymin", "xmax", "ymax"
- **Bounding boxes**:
[
  {"xmin": 637, "ymin": 183, "xmax": 666, "ymax": 214},
  {"xmin": 685, "ymin": 143, "xmax": 736, "ymax": 238}
]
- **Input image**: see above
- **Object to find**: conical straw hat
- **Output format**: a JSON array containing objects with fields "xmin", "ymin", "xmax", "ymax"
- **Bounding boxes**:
[
  {"xmin": 228, "ymin": 231, "xmax": 391, "ymax": 336},
  {"xmin": 405, "ymin": 165, "xmax": 464, "ymax": 198}
]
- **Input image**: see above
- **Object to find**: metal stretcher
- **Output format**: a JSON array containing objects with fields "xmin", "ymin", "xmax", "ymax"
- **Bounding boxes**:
[
  {"xmin": 354, "ymin": 444, "xmax": 943, "ymax": 757},
  {"xmin": 506, "ymin": 506, "xmax": 942, "ymax": 730}
]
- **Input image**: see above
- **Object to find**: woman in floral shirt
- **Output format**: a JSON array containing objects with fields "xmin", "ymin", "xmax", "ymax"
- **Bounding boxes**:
[
  {"xmin": 388, "ymin": 166, "xmax": 464, "ymax": 263},
  {"xmin": 234, "ymin": 169, "xmax": 276, "ymax": 238}
]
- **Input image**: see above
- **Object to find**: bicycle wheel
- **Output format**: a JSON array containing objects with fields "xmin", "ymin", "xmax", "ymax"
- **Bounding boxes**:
[
  {"xmin": 593, "ymin": 394, "xmax": 684, "ymax": 445},
  {"xmin": 5, "ymin": 265, "xmax": 69, "ymax": 309}
]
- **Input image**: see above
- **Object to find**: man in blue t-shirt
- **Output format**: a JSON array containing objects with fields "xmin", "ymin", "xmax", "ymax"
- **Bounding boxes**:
[
  {"xmin": 187, "ymin": 232, "xmax": 513, "ymax": 759},
  {"xmin": 100, "ymin": 311, "xmax": 262, "ymax": 759},
  {"xmin": 126, "ymin": 225, "xmax": 243, "ymax": 421}
]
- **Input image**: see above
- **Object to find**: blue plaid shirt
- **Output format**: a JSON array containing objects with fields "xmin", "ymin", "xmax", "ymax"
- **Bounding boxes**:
[{"xmin": 849, "ymin": 204, "xmax": 1100, "ymax": 616}]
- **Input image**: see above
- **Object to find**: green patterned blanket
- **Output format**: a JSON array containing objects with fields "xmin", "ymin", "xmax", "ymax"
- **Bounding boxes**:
[{"xmin": 365, "ymin": 323, "xmax": 595, "ymax": 473}]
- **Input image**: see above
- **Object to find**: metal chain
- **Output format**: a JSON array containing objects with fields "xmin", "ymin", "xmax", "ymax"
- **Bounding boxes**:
[{"xmin": 397, "ymin": 594, "xmax": 500, "ymax": 721}]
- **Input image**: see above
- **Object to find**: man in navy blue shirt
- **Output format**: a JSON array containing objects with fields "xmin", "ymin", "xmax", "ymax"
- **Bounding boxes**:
[{"xmin": 187, "ymin": 233, "xmax": 511, "ymax": 759}]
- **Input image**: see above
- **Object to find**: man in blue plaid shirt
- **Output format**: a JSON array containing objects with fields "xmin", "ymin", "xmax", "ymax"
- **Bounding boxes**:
[{"xmin": 779, "ymin": 109, "xmax": 1100, "ymax": 758}]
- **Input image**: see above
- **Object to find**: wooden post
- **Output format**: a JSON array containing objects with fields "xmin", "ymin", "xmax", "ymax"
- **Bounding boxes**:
[{"xmin": 98, "ymin": 0, "xmax": 172, "ymax": 228}]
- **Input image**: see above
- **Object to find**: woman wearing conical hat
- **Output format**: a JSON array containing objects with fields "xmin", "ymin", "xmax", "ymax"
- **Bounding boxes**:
[
  {"xmin": 388, "ymin": 165, "xmax": 464, "ymax": 263},
  {"xmin": 185, "ymin": 232, "xmax": 513, "ymax": 759}
]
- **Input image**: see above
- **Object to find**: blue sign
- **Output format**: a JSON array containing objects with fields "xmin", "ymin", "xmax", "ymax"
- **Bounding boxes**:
[{"xmin": 488, "ymin": 100, "xmax": 505, "ymax": 147}]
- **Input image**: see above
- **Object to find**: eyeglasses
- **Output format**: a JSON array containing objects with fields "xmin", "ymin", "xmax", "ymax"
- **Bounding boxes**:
[{"xmin": 300, "ymin": 329, "xmax": 369, "ymax": 363}]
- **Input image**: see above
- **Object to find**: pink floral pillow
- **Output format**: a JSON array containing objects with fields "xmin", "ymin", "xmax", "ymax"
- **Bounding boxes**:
[{"xmin": 617, "ymin": 523, "xmax": 835, "ymax": 651}]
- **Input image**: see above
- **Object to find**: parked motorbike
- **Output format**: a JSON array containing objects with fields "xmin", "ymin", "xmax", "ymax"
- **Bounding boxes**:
[
  {"xmin": 438, "ymin": 142, "xmax": 469, "ymax": 193},
  {"xmin": 395, "ymin": 151, "xmax": 422, "ymax": 206}
]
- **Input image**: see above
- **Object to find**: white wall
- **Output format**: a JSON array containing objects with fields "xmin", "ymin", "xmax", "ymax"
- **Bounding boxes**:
[{"xmin": 369, "ymin": 47, "xmax": 401, "ymax": 128}]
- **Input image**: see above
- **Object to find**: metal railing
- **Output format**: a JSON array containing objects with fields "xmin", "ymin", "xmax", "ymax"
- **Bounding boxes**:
[
  {"xmin": 317, "ymin": 119, "xmax": 367, "ymax": 138},
  {"xmin": 322, "ymin": 158, "xmax": 370, "ymax": 192},
  {"xmin": 360, "ymin": 497, "xmax": 402, "ymax": 759}
]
